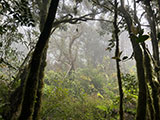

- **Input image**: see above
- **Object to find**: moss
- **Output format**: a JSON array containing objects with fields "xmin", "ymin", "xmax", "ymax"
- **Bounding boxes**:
[
  {"xmin": 18, "ymin": 1, "xmax": 59, "ymax": 119},
  {"xmin": 144, "ymin": 49, "xmax": 160, "ymax": 120},
  {"xmin": 33, "ymin": 47, "xmax": 47, "ymax": 120}
]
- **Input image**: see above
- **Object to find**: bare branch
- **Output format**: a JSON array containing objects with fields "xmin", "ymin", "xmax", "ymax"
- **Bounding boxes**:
[{"xmin": 52, "ymin": 13, "xmax": 113, "ymax": 29}]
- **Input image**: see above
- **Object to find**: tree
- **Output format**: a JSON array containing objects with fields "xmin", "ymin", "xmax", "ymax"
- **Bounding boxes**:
[
  {"xmin": 143, "ymin": 0, "xmax": 160, "ymax": 82},
  {"xmin": 113, "ymin": 0, "xmax": 124, "ymax": 119},
  {"xmin": 18, "ymin": 0, "xmax": 59, "ymax": 119},
  {"xmin": 92, "ymin": 0, "xmax": 147, "ymax": 119}
]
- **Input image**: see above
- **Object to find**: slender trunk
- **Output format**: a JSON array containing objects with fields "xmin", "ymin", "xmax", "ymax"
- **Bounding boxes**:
[
  {"xmin": 157, "ymin": 0, "xmax": 160, "ymax": 20},
  {"xmin": 18, "ymin": 0, "xmax": 59, "ymax": 119},
  {"xmin": 65, "ymin": 32, "xmax": 81, "ymax": 78},
  {"xmin": 114, "ymin": 0, "xmax": 123, "ymax": 120},
  {"xmin": 146, "ymin": 85, "xmax": 155, "ymax": 120},
  {"xmin": 142, "ymin": 44, "xmax": 155, "ymax": 120}
]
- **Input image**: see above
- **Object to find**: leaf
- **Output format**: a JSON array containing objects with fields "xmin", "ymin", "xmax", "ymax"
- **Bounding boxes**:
[
  {"xmin": 137, "ymin": 35, "xmax": 149, "ymax": 43},
  {"xmin": 158, "ymin": 32, "xmax": 160, "ymax": 39},
  {"xmin": 96, "ymin": 105, "xmax": 107, "ymax": 111},
  {"xmin": 108, "ymin": 42, "xmax": 113, "ymax": 46},
  {"xmin": 122, "ymin": 56, "xmax": 128, "ymax": 61},
  {"xmin": 111, "ymin": 56, "xmax": 119, "ymax": 60},
  {"xmin": 0, "ymin": 42, "xmax": 2, "ymax": 47},
  {"xmin": 97, "ymin": 92, "xmax": 104, "ymax": 99},
  {"xmin": 118, "ymin": 51, "xmax": 123, "ymax": 57}
]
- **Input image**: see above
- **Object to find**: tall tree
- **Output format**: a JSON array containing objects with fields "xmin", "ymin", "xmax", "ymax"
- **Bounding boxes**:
[
  {"xmin": 119, "ymin": 0, "xmax": 147, "ymax": 119},
  {"xmin": 32, "ymin": 1, "xmax": 51, "ymax": 120},
  {"xmin": 113, "ymin": 0, "xmax": 124, "ymax": 120},
  {"xmin": 143, "ymin": 0, "xmax": 160, "ymax": 82},
  {"xmin": 18, "ymin": 0, "xmax": 59, "ymax": 119}
]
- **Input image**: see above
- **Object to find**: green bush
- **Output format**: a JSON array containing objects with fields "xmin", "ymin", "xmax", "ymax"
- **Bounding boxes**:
[{"xmin": 40, "ymin": 70, "xmax": 138, "ymax": 120}]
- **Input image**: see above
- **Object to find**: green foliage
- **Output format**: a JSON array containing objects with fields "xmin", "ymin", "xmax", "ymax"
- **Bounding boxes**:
[
  {"xmin": 122, "ymin": 73, "xmax": 138, "ymax": 117},
  {"xmin": 122, "ymin": 73, "xmax": 138, "ymax": 95},
  {"xmin": 0, "ymin": 0, "xmax": 35, "ymax": 28},
  {"xmin": 106, "ymin": 39, "xmax": 115, "ymax": 51},
  {"xmin": 40, "ymin": 67, "xmax": 138, "ymax": 120},
  {"xmin": 0, "ymin": 74, "xmax": 10, "ymax": 117},
  {"xmin": 136, "ymin": 35, "xmax": 149, "ymax": 43},
  {"xmin": 41, "ymin": 69, "xmax": 121, "ymax": 120},
  {"xmin": 75, "ymin": 67, "xmax": 108, "ymax": 94},
  {"xmin": 131, "ymin": 29, "xmax": 149, "ymax": 43}
]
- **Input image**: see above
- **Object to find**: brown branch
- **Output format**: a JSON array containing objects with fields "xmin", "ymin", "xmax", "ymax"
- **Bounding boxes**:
[
  {"xmin": 0, "ymin": 58, "xmax": 17, "ymax": 70},
  {"xmin": 52, "ymin": 13, "xmax": 113, "ymax": 29},
  {"xmin": 92, "ymin": 0, "xmax": 114, "ymax": 12}
]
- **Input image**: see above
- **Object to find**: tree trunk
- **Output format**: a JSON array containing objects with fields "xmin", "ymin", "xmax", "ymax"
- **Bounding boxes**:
[
  {"xmin": 119, "ymin": 1, "xmax": 147, "ymax": 119},
  {"xmin": 18, "ymin": 0, "xmax": 59, "ymax": 119},
  {"xmin": 146, "ymin": 85, "xmax": 155, "ymax": 120},
  {"xmin": 143, "ymin": 1, "xmax": 160, "ymax": 82},
  {"xmin": 143, "ymin": 48, "xmax": 160, "ymax": 120},
  {"xmin": 2, "ymin": 50, "xmax": 33, "ymax": 120},
  {"xmin": 114, "ymin": 0, "xmax": 124, "ymax": 120},
  {"xmin": 32, "ymin": 47, "xmax": 47, "ymax": 120},
  {"xmin": 132, "ymin": 1, "xmax": 160, "ymax": 118},
  {"xmin": 32, "ymin": 1, "xmax": 51, "ymax": 119}
]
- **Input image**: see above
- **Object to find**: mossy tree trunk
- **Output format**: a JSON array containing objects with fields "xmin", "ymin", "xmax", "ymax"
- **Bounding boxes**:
[
  {"xmin": 2, "ymin": 50, "xmax": 33, "ymax": 120},
  {"xmin": 32, "ymin": 1, "xmax": 51, "ymax": 120},
  {"xmin": 142, "ymin": 1, "xmax": 160, "ymax": 119},
  {"xmin": 32, "ymin": 48, "xmax": 47, "ymax": 120},
  {"xmin": 146, "ymin": 85, "xmax": 155, "ymax": 120},
  {"xmin": 119, "ymin": 0, "xmax": 147, "ymax": 120},
  {"xmin": 132, "ymin": 1, "xmax": 160, "ymax": 119},
  {"xmin": 143, "ymin": 0, "xmax": 160, "ymax": 82},
  {"xmin": 143, "ymin": 48, "xmax": 160, "ymax": 120},
  {"xmin": 18, "ymin": 0, "xmax": 59, "ymax": 120}
]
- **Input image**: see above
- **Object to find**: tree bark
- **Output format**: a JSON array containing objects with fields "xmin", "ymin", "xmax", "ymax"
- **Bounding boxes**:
[
  {"xmin": 143, "ymin": 0, "xmax": 160, "ymax": 82},
  {"xmin": 119, "ymin": 1, "xmax": 147, "ymax": 119},
  {"xmin": 113, "ymin": 0, "xmax": 124, "ymax": 120},
  {"xmin": 32, "ymin": 48, "xmax": 47, "ymax": 120},
  {"xmin": 143, "ymin": 48, "xmax": 160, "ymax": 120},
  {"xmin": 132, "ymin": 1, "xmax": 160, "ymax": 119},
  {"xmin": 146, "ymin": 85, "xmax": 155, "ymax": 120},
  {"xmin": 32, "ymin": 1, "xmax": 51, "ymax": 119},
  {"xmin": 18, "ymin": 0, "xmax": 59, "ymax": 119}
]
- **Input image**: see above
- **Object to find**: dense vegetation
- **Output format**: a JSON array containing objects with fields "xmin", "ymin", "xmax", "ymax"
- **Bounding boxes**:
[{"xmin": 0, "ymin": 0, "xmax": 160, "ymax": 120}]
